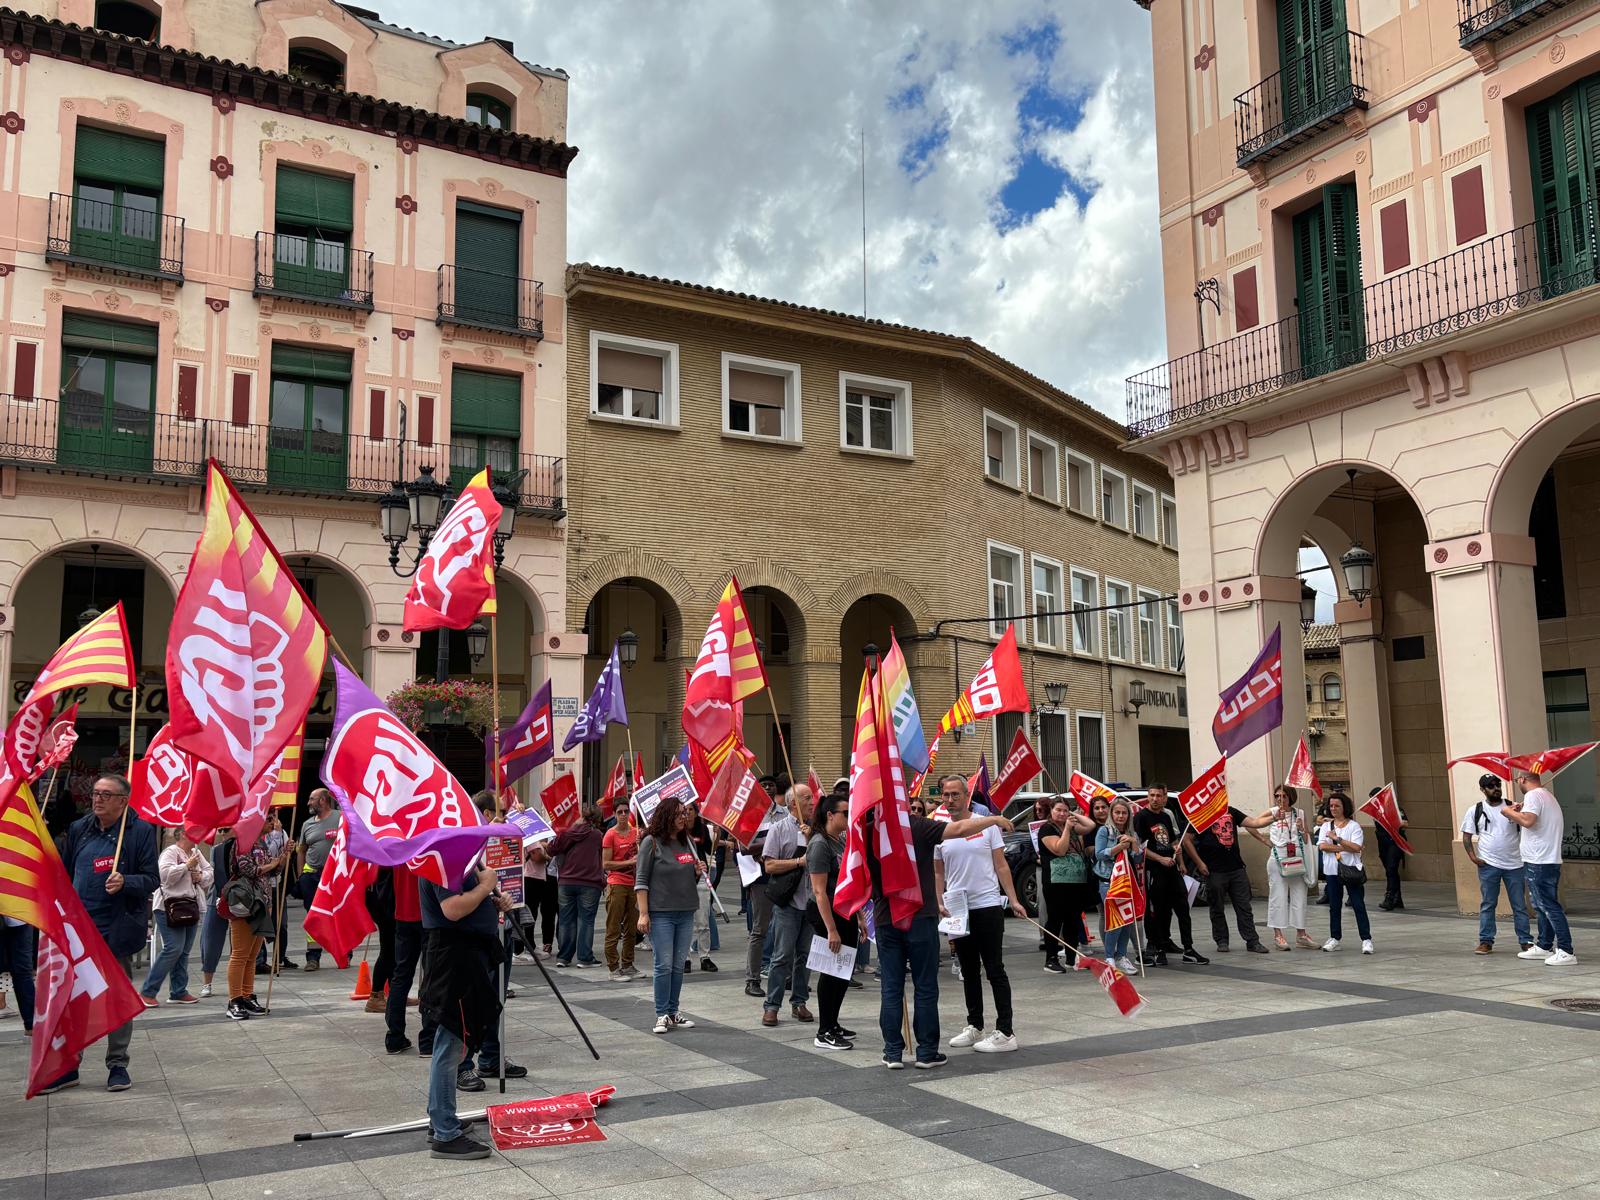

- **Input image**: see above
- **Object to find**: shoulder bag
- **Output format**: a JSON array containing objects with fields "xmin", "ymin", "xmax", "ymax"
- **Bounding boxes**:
[
  {"xmin": 1330, "ymin": 822, "xmax": 1366, "ymax": 885},
  {"xmin": 1049, "ymin": 833, "xmax": 1088, "ymax": 884},
  {"xmin": 164, "ymin": 894, "xmax": 201, "ymax": 927}
]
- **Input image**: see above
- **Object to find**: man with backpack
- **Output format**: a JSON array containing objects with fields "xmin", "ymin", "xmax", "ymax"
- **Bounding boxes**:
[{"xmin": 1460, "ymin": 773, "xmax": 1531, "ymax": 955}]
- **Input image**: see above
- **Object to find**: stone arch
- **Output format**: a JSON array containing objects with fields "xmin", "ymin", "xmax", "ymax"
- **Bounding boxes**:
[
  {"xmin": 1485, "ymin": 392, "xmax": 1600, "ymax": 537},
  {"xmin": 568, "ymin": 549, "xmax": 697, "ymax": 622},
  {"xmin": 711, "ymin": 559, "xmax": 821, "ymax": 611},
  {"xmin": 8, "ymin": 535, "xmax": 178, "ymax": 608},
  {"xmin": 279, "ymin": 551, "xmax": 374, "ymax": 627},
  {"xmin": 826, "ymin": 567, "xmax": 933, "ymax": 632},
  {"xmin": 1255, "ymin": 459, "xmax": 1432, "ymax": 580},
  {"xmin": 492, "ymin": 562, "xmax": 549, "ymax": 638}
]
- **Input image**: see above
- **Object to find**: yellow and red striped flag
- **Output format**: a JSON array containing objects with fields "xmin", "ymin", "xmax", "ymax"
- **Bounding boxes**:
[
  {"xmin": 1102, "ymin": 850, "xmax": 1146, "ymax": 931},
  {"xmin": 682, "ymin": 575, "xmax": 770, "ymax": 753},
  {"xmin": 267, "ymin": 726, "xmax": 305, "ymax": 808},
  {"xmin": 0, "ymin": 779, "xmax": 58, "ymax": 931},
  {"xmin": 4, "ymin": 603, "xmax": 135, "ymax": 781}
]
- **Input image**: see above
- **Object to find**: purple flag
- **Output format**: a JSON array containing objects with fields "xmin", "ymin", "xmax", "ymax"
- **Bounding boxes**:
[
  {"xmin": 970, "ymin": 754, "xmax": 992, "ymax": 814},
  {"xmin": 1212, "ymin": 623, "xmax": 1284, "ymax": 757},
  {"xmin": 489, "ymin": 679, "xmax": 554, "ymax": 789},
  {"xmin": 561, "ymin": 641, "xmax": 629, "ymax": 752},
  {"xmin": 323, "ymin": 659, "xmax": 519, "ymax": 888}
]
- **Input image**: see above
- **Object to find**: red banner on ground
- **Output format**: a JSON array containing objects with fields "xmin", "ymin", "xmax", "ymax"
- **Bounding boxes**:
[{"xmin": 486, "ymin": 1087, "xmax": 615, "ymax": 1150}]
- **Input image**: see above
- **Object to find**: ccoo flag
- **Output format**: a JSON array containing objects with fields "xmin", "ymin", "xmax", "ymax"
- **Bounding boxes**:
[
  {"xmin": 1212, "ymin": 624, "xmax": 1284, "ymax": 756},
  {"xmin": 402, "ymin": 467, "xmax": 502, "ymax": 632},
  {"xmin": 491, "ymin": 680, "xmax": 554, "ymax": 790},
  {"xmin": 937, "ymin": 625, "xmax": 1028, "ymax": 734},
  {"xmin": 880, "ymin": 633, "xmax": 930, "ymax": 774},
  {"xmin": 1179, "ymin": 756, "xmax": 1231, "ymax": 835}
]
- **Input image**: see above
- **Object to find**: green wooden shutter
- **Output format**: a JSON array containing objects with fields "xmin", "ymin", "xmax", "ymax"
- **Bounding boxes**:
[
  {"xmin": 61, "ymin": 313, "xmax": 159, "ymax": 354},
  {"xmin": 451, "ymin": 369, "xmax": 521, "ymax": 435},
  {"xmin": 1278, "ymin": 0, "xmax": 1346, "ymax": 131},
  {"xmin": 275, "ymin": 166, "xmax": 354, "ymax": 232},
  {"xmin": 1325, "ymin": 182, "xmax": 1364, "ymax": 368},
  {"xmin": 453, "ymin": 203, "xmax": 520, "ymax": 326},
  {"xmin": 1293, "ymin": 200, "xmax": 1331, "ymax": 373},
  {"xmin": 271, "ymin": 344, "xmax": 352, "ymax": 382},
  {"xmin": 74, "ymin": 127, "xmax": 164, "ymax": 190},
  {"xmin": 1528, "ymin": 86, "xmax": 1595, "ymax": 296}
]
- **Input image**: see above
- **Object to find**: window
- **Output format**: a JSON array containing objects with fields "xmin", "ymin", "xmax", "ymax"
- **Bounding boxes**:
[
  {"xmin": 1544, "ymin": 670, "xmax": 1597, "ymax": 855},
  {"xmin": 1531, "ymin": 469, "xmax": 1565, "ymax": 620},
  {"xmin": 592, "ymin": 332, "xmax": 677, "ymax": 425},
  {"xmin": 1038, "ymin": 711, "xmax": 1069, "ymax": 787},
  {"xmin": 983, "ymin": 412, "xmax": 1020, "ymax": 486},
  {"xmin": 70, "ymin": 126, "xmax": 165, "ymax": 274},
  {"xmin": 58, "ymin": 315, "xmax": 157, "ymax": 474},
  {"xmin": 1071, "ymin": 570, "xmax": 1098, "ymax": 656},
  {"xmin": 450, "ymin": 368, "xmax": 520, "ymax": 489},
  {"xmin": 1031, "ymin": 556, "xmax": 1063, "ymax": 649},
  {"xmin": 1105, "ymin": 580, "xmax": 1132, "ymax": 662},
  {"xmin": 1076, "ymin": 713, "xmax": 1106, "ymax": 781},
  {"xmin": 94, "ymin": 0, "xmax": 159, "ymax": 40},
  {"xmin": 1165, "ymin": 599, "xmax": 1183, "ymax": 670},
  {"xmin": 988, "ymin": 543, "xmax": 1024, "ymax": 638},
  {"xmin": 995, "ymin": 712, "xmax": 1025, "ymax": 773},
  {"xmin": 1065, "ymin": 451, "xmax": 1096, "ymax": 515},
  {"xmin": 1393, "ymin": 635, "xmax": 1425, "ymax": 662},
  {"xmin": 466, "ymin": 93, "xmax": 512, "ymax": 130},
  {"xmin": 1027, "ymin": 433, "xmax": 1060, "ymax": 503},
  {"xmin": 839, "ymin": 372, "xmax": 911, "ymax": 455},
  {"xmin": 1321, "ymin": 674, "xmax": 1342, "ymax": 703},
  {"xmin": 723, "ymin": 354, "xmax": 800, "ymax": 442},
  {"xmin": 1528, "ymin": 73, "xmax": 1600, "ymax": 300},
  {"xmin": 1101, "ymin": 466, "xmax": 1128, "ymax": 528},
  {"xmin": 453, "ymin": 201, "xmax": 522, "ymax": 331},
  {"xmin": 286, "ymin": 43, "xmax": 346, "ymax": 90},
  {"xmin": 272, "ymin": 166, "xmax": 353, "ymax": 302},
  {"xmin": 1137, "ymin": 589, "xmax": 1161, "ymax": 666},
  {"xmin": 1132, "ymin": 483, "xmax": 1158, "ymax": 540},
  {"xmin": 268, "ymin": 344, "xmax": 350, "ymax": 491},
  {"xmin": 1293, "ymin": 183, "xmax": 1364, "ymax": 379},
  {"xmin": 1161, "ymin": 495, "xmax": 1178, "ymax": 549}
]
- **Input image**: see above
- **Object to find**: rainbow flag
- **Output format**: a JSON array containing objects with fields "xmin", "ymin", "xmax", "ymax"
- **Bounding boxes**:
[{"xmin": 880, "ymin": 633, "xmax": 929, "ymax": 775}]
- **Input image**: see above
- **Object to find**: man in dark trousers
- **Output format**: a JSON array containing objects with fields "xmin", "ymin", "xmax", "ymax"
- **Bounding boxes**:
[
  {"xmin": 1134, "ymin": 785, "xmax": 1208, "ymax": 966},
  {"xmin": 43, "ymin": 774, "xmax": 157, "ymax": 1093},
  {"xmin": 1181, "ymin": 804, "xmax": 1268, "ymax": 955},
  {"xmin": 1371, "ymin": 785, "xmax": 1408, "ymax": 911},
  {"xmin": 419, "ymin": 863, "xmax": 511, "ymax": 1160}
]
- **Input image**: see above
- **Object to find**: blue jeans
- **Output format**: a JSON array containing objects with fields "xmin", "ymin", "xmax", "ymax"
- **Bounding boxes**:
[
  {"xmin": 877, "ymin": 914, "xmax": 940, "ymax": 1063},
  {"xmin": 764, "ymin": 905, "xmax": 811, "ymax": 1011},
  {"xmin": 1099, "ymin": 880, "xmax": 1131, "ymax": 960},
  {"xmin": 300, "ymin": 867, "xmax": 326, "ymax": 962},
  {"xmin": 1477, "ymin": 863, "xmax": 1531, "ymax": 947},
  {"xmin": 0, "ymin": 922, "xmax": 36, "ymax": 1029},
  {"xmin": 428, "ymin": 1024, "xmax": 466, "ymax": 1143},
  {"xmin": 199, "ymin": 903, "xmax": 228, "ymax": 977},
  {"xmin": 1322, "ymin": 873, "xmax": 1371, "ymax": 942},
  {"xmin": 1526, "ymin": 862, "xmax": 1573, "ymax": 954},
  {"xmin": 142, "ymin": 910, "xmax": 197, "ymax": 1000},
  {"xmin": 649, "ymin": 909, "xmax": 695, "ymax": 1017},
  {"xmin": 557, "ymin": 883, "xmax": 602, "ymax": 965}
]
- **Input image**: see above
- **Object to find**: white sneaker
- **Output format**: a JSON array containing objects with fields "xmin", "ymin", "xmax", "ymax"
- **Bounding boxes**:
[
  {"xmin": 608, "ymin": 970, "xmax": 627, "ymax": 981},
  {"xmin": 972, "ymin": 1031, "xmax": 1018, "ymax": 1054},
  {"xmin": 1321, "ymin": 939, "xmax": 1340, "ymax": 952},
  {"xmin": 199, "ymin": 983, "xmax": 213, "ymax": 998},
  {"xmin": 951, "ymin": 960, "xmax": 963, "ymax": 981},
  {"xmin": 653, "ymin": 1015, "xmax": 671, "ymax": 1035},
  {"xmin": 1361, "ymin": 940, "xmax": 1374, "ymax": 955},
  {"xmin": 1115, "ymin": 956, "xmax": 1138, "ymax": 974},
  {"xmin": 949, "ymin": 1024, "xmax": 983, "ymax": 1048},
  {"xmin": 1517, "ymin": 945, "xmax": 1553, "ymax": 960},
  {"xmin": 667, "ymin": 1013, "xmax": 695, "ymax": 1029},
  {"xmin": 1546, "ymin": 949, "xmax": 1578, "ymax": 966}
]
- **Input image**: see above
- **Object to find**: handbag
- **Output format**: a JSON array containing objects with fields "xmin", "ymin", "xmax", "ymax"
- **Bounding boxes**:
[
  {"xmin": 1049, "ymin": 851, "xmax": 1087, "ymax": 884},
  {"xmin": 1337, "ymin": 861, "xmax": 1367, "ymax": 886},
  {"xmin": 163, "ymin": 894, "xmax": 201, "ymax": 927},
  {"xmin": 765, "ymin": 864, "xmax": 804, "ymax": 907}
]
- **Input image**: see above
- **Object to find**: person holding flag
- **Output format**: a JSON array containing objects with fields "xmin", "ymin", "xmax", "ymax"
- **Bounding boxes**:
[
  {"xmin": 1094, "ymin": 798, "xmax": 1145, "ymax": 974},
  {"xmin": 601, "ymin": 802, "xmax": 641, "ymax": 980},
  {"xmin": 1370, "ymin": 785, "xmax": 1409, "ymax": 912}
]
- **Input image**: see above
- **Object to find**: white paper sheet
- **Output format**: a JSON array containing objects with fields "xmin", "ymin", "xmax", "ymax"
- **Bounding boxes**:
[
  {"xmin": 806, "ymin": 934, "xmax": 857, "ymax": 980},
  {"xmin": 1183, "ymin": 874, "xmax": 1201, "ymax": 906},
  {"xmin": 937, "ymin": 889, "xmax": 969, "ymax": 937},
  {"xmin": 735, "ymin": 852, "xmax": 762, "ymax": 888}
]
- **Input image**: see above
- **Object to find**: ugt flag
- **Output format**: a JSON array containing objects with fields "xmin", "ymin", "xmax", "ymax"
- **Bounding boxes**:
[
  {"xmin": 323, "ymin": 659, "xmax": 517, "ymax": 887},
  {"xmin": 1212, "ymin": 624, "xmax": 1283, "ymax": 756},
  {"xmin": 303, "ymin": 818, "xmax": 376, "ymax": 968},
  {"xmin": 562, "ymin": 642, "xmax": 628, "ymax": 752},
  {"xmin": 1506, "ymin": 743, "xmax": 1600, "ymax": 777},
  {"xmin": 880, "ymin": 633, "xmax": 929, "ymax": 774},
  {"xmin": 1285, "ymin": 736, "xmax": 1323, "ymax": 799},
  {"xmin": 402, "ymin": 467, "xmax": 502, "ymax": 632},
  {"xmin": 491, "ymin": 679, "xmax": 554, "ymax": 789},
  {"xmin": 166, "ymin": 462, "xmax": 326, "ymax": 803}
]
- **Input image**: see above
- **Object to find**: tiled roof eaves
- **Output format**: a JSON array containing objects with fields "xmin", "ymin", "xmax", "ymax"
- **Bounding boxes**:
[{"xmin": 343, "ymin": 8, "xmax": 569, "ymax": 79}]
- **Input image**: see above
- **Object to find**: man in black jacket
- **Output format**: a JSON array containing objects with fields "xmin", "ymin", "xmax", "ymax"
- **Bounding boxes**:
[
  {"xmin": 44, "ymin": 774, "xmax": 157, "ymax": 1094},
  {"xmin": 419, "ymin": 863, "xmax": 512, "ymax": 1160}
]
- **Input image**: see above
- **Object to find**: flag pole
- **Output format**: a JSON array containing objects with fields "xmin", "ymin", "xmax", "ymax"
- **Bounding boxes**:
[
  {"xmin": 490, "ymin": 612, "xmax": 504, "ymax": 821},
  {"xmin": 766, "ymin": 689, "xmax": 796, "ymax": 786},
  {"xmin": 263, "ymin": 802, "xmax": 301, "ymax": 1013},
  {"xmin": 113, "ymin": 684, "xmax": 138, "ymax": 864}
]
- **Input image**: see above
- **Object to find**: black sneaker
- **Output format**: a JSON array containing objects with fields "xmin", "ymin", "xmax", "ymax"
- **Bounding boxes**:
[
  {"xmin": 743, "ymin": 982, "xmax": 765, "ymax": 998},
  {"xmin": 882, "ymin": 1056, "xmax": 904, "ymax": 1070},
  {"xmin": 430, "ymin": 1133, "xmax": 492, "ymax": 1160},
  {"xmin": 914, "ymin": 1053, "xmax": 948, "ymax": 1070},
  {"xmin": 276, "ymin": 959, "xmax": 300, "ymax": 972},
  {"xmin": 1044, "ymin": 959, "xmax": 1067, "ymax": 974},
  {"xmin": 1151, "ymin": 952, "xmax": 1169, "ymax": 967},
  {"xmin": 417, "ymin": 1039, "xmax": 434, "ymax": 1057},
  {"xmin": 239, "ymin": 997, "xmax": 266, "ymax": 1016},
  {"xmin": 1182, "ymin": 947, "xmax": 1210, "ymax": 965},
  {"xmin": 457, "ymin": 1068, "xmax": 486, "ymax": 1092},
  {"xmin": 1245, "ymin": 942, "xmax": 1269, "ymax": 955},
  {"xmin": 1140, "ymin": 952, "xmax": 1161, "ymax": 967},
  {"xmin": 479, "ymin": 1060, "xmax": 529, "ymax": 1079},
  {"xmin": 1214, "ymin": 943, "xmax": 1230, "ymax": 954},
  {"xmin": 385, "ymin": 1036, "xmax": 412, "ymax": 1055},
  {"xmin": 814, "ymin": 1030, "xmax": 853, "ymax": 1051},
  {"xmin": 835, "ymin": 1025, "xmax": 857, "ymax": 1039},
  {"xmin": 845, "ymin": 977, "xmax": 863, "ymax": 989},
  {"xmin": 226, "ymin": 1000, "xmax": 249, "ymax": 1021},
  {"xmin": 700, "ymin": 957, "xmax": 718, "ymax": 972}
]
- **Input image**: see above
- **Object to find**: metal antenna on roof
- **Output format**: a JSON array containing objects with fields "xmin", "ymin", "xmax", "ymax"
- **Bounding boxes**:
[{"xmin": 860, "ymin": 127, "xmax": 869, "ymax": 319}]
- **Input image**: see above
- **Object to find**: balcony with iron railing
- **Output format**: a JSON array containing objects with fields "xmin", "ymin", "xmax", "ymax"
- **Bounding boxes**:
[
  {"xmin": 45, "ymin": 192, "xmax": 184, "ymax": 283},
  {"xmin": 1235, "ymin": 31, "xmax": 1368, "ymax": 168},
  {"xmin": 0, "ymin": 396, "xmax": 565, "ymax": 516},
  {"xmin": 1125, "ymin": 203, "xmax": 1600, "ymax": 438},
  {"xmin": 253, "ymin": 232, "xmax": 375, "ymax": 311},
  {"xmin": 437, "ymin": 265, "xmax": 544, "ymax": 338},
  {"xmin": 1459, "ymin": 0, "xmax": 1579, "ymax": 46}
]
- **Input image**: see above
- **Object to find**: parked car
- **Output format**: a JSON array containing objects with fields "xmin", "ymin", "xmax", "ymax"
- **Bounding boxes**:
[{"xmin": 999, "ymin": 788, "xmax": 1146, "ymax": 917}]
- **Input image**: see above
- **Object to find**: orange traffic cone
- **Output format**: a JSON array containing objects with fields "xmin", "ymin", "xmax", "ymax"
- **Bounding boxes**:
[{"xmin": 349, "ymin": 959, "xmax": 372, "ymax": 1001}]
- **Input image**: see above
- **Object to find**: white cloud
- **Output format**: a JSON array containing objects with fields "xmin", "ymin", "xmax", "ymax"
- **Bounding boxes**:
[{"xmin": 381, "ymin": 0, "xmax": 1162, "ymax": 418}]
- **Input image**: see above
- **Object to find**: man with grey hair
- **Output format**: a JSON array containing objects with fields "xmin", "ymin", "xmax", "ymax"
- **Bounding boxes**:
[
  {"xmin": 760, "ymin": 784, "xmax": 813, "ymax": 1026},
  {"xmin": 1506, "ymin": 770, "xmax": 1576, "ymax": 966},
  {"xmin": 297, "ymin": 787, "xmax": 340, "ymax": 971}
]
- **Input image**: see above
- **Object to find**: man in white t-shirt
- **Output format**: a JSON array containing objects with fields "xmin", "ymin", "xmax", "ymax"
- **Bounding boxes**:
[
  {"xmin": 1503, "ymin": 771, "xmax": 1575, "ymax": 966},
  {"xmin": 1459, "ymin": 774, "xmax": 1531, "ymax": 955},
  {"xmin": 933, "ymin": 775, "xmax": 1025, "ymax": 1055}
]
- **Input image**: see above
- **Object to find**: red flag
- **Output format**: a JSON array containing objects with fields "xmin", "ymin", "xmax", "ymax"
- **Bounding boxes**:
[
  {"xmin": 1447, "ymin": 752, "xmax": 1512, "ymax": 781},
  {"xmin": 36, "ymin": 705, "xmax": 80, "ymax": 778},
  {"xmin": 701, "ymin": 757, "xmax": 774, "ymax": 847},
  {"xmin": 166, "ymin": 463, "xmax": 326, "ymax": 803},
  {"xmin": 833, "ymin": 670, "xmax": 883, "ymax": 921},
  {"xmin": 990, "ymin": 728, "xmax": 1043, "ymax": 811},
  {"xmin": 1285, "ymin": 737, "xmax": 1323, "ymax": 799},
  {"xmin": 303, "ymin": 818, "xmax": 377, "ymax": 968},
  {"xmin": 936, "ymin": 625, "xmax": 1028, "ymax": 734},
  {"xmin": 1102, "ymin": 850, "xmax": 1146, "ymax": 930},
  {"xmin": 487, "ymin": 1090, "xmax": 612, "ymax": 1150},
  {"xmin": 633, "ymin": 751, "xmax": 645, "ymax": 789},
  {"xmin": 807, "ymin": 764, "xmax": 825, "ymax": 803},
  {"xmin": 1358, "ymin": 783, "xmax": 1412, "ymax": 855},
  {"xmin": 599, "ymin": 755, "xmax": 627, "ymax": 821},
  {"xmin": 682, "ymin": 576, "xmax": 769, "ymax": 753},
  {"xmin": 542, "ymin": 773, "xmax": 579, "ymax": 832},
  {"xmin": 233, "ymin": 728, "xmax": 304, "ymax": 851},
  {"xmin": 129, "ymin": 725, "xmax": 215, "ymax": 829},
  {"xmin": 402, "ymin": 467, "xmax": 502, "ymax": 632},
  {"xmin": 1505, "ymin": 743, "xmax": 1600, "ymax": 777},
  {"xmin": 5, "ymin": 606, "xmax": 134, "ymax": 782},
  {"xmin": 1179, "ymin": 756, "xmax": 1230, "ymax": 835},
  {"xmin": 1073, "ymin": 953, "xmax": 1147, "ymax": 1018},
  {"xmin": 1067, "ymin": 769, "xmax": 1118, "ymax": 814}
]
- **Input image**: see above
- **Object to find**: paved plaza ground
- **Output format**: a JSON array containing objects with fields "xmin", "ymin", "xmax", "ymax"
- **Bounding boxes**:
[{"xmin": 3, "ymin": 881, "xmax": 1600, "ymax": 1200}]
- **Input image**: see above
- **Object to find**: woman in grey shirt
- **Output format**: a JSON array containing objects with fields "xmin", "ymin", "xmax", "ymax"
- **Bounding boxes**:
[
  {"xmin": 635, "ymin": 796, "xmax": 704, "ymax": 1035},
  {"xmin": 806, "ymin": 794, "xmax": 855, "ymax": 1051}
]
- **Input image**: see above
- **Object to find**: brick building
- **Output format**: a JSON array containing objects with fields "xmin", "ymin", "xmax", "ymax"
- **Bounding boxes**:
[{"xmin": 564, "ymin": 265, "xmax": 1185, "ymax": 793}]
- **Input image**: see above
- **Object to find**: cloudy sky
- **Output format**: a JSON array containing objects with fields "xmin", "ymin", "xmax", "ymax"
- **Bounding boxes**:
[{"xmin": 383, "ymin": 0, "xmax": 1162, "ymax": 418}]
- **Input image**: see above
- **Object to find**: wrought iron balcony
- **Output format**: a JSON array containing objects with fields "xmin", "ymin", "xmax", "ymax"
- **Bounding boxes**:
[
  {"xmin": 253, "ymin": 232, "xmax": 375, "ymax": 311},
  {"xmin": 437, "ymin": 266, "xmax": 544, "ymax": 338},
  {"xmin": 1235, "ymin": 32, "xmax": 1367, "ymax": 169},
  {"xmin": 46, "ymin": 192, "xmax": 184, "ymax": 282},
  {"xmin": 1126, "ymin": 203, "xmax": 1599, "ymax": 438},
  {"xmin": 1459, "ymin": 0, "xmax": 1578, "ymax": 46}
]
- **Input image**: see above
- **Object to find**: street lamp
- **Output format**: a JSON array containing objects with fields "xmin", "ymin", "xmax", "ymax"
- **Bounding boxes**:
[
  {"xmin": 381, "ymin": 466, "xmax": 451, "ymax": 579},
  {"xmin": 862, "ymin": 642, "xmax": 880, "ymax": 666},
  {"xmin": 466, "ymin": 621, "xmax": 489, "ymax": 667},
  {"xmin": 1118, "ymin": 679, "xmax": 1147, "ymax": 720},
  {"xmin": 490, "ymin": 479, "xmax": 517, "ymax": 568},
  {"xmin": 617, "ymin": 626, "xmax": 639, "ymax": 670},
  {"xmin": 1340, "ymin": 542, "xmax": 1376, "ymax": 604},
  {"xmin": 1043, "ymin": 681, "xmax": 1067, "ymax": 711},
  {"xmin": 1300, "ymin": 580, "xmax": 1318, "ymax": 631},
  {"xmin": 78, "ymin": 542, "xmax": 103, "ymax": 627}
]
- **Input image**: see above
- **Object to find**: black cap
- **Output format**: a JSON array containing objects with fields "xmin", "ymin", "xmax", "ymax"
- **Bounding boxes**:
[
  {"xmin": 1479, "ymin": 773, "xmax": 1502, "ymax": 790},
  {"xmin": 1368, "ymin": 786, "xmax": 1383, "ymax": 798}
]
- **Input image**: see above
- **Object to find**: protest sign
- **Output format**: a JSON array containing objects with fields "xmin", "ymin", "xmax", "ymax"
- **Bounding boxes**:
[
  {"xmin": 631, "ymin": 762, "xmax": 697, "ymax": 826},
  {"xmin": 484, "ymin": 836, "xmax": 523, "ymax": 904}
]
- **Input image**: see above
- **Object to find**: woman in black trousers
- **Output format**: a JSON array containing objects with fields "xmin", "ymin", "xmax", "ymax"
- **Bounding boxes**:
[{"xmin": 805, "ymin": 794, "xmax": 856, "ymax": 1051}]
